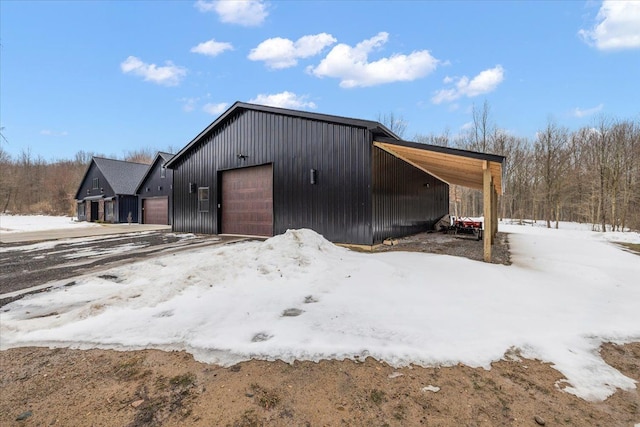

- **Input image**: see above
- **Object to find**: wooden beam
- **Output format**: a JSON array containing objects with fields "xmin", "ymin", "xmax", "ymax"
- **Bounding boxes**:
[
  {"xmin": 373, "ymin": 142, "xmax": 455, "ymax": 187},
  {"xmin": 483, "ymin": 161, "xmax": 493, "ymax": 262},
  {"xmin": 374, "ymin": 140, "xmax": 504, "ymax": 202},
  {"xmin": 375, "ymin": 142, "xmax": 504, "ymax": 195},
  {"xmin": 492, "ymin": 187, "xmax": 498, "ymax": 240}
]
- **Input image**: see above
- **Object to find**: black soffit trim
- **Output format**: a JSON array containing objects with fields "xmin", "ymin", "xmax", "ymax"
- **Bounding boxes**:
[{"xmin": 374, "ymin": 137, "xmax": 506, "ymax": 164}]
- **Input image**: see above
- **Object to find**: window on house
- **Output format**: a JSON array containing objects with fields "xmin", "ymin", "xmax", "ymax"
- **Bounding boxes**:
[
  {"xmin": 92, "ymin": 178, "xmax": 99, "ymax": 189},
  {"xmin": 161, "ymin": 165, "xmax": 166, "ymax": 178},
  {"xmin": 78, "ymin": 203, "xmax": 86, "ymax": 218},
  {"xmin": 198, "ymin": 187, "xmax": 209, "ymax": 212}
]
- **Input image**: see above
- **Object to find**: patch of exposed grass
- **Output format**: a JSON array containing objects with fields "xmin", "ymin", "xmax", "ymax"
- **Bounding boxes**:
[
  {"xmin": 114, "ymin": 356, "xmax": 150, "ymax": 381},
  {"xmin": 393, "ymin": 404, "xmax": 406, "ymax": 420},
  {"xmin": 369, "ymin": 389, "xmax": 386, "ymax": 405},
  {"xmin": 250, "ymin": 383, "xmax": 280, "ymax": 410},
  {"xmin": 616, "ymin": 242, "xmax": 640, "ymax": 255},
  {"xmin": 128, "ymin": 373, "xmax": 198, "ymax": 427},
  {"xmin": 129, "ymin": 399, "xmax": 163, "ymax": 427},
  {"xmin": 230, "ymin": 409, "xmax": 262, "ymax": 427},
  {"xmin": 170, "ymin": 372, "xmax": 196, "ymax": 389}
]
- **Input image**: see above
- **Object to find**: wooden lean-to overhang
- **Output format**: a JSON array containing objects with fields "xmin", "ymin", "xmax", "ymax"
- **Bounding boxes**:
[
  {"xmin": 373, "ymin": 137, "xmax": 505, "ymax": 262},
  {"xmin": 373, "ymin": 137, "xmax": 504, "ymax": 195}
]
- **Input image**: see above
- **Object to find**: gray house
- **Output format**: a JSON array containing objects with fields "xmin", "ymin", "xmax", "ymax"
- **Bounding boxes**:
[
  {"xmin": 135, "ymin": 152, "xmax": 174, "ymax": 225},
  {"xmin": 75, "ymin": 157, "xmax": 148, "ymax": 223}
]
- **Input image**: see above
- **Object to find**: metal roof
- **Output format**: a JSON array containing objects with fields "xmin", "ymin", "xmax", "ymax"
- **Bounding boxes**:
[
  {"xmin": 91, "ymin": 157, "xmax": 149, "ymax": 195},
  {"xmin": 166, "ymin": 102, "xmax": 399, "ymax": 168}
]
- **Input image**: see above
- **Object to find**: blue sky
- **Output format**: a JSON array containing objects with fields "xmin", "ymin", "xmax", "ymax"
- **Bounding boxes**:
[{"xmin": 1, "ymin": 0, "xmax": 639, "ymax": 161}]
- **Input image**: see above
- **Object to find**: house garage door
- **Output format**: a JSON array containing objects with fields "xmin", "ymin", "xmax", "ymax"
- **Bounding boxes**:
[
  {"xmin": 221, "ymin": 164, "xmax": 273, "ymax": 236},
  {"xmin": 142, "ymin": 197, "xmax": 169, "ymax": 225}
]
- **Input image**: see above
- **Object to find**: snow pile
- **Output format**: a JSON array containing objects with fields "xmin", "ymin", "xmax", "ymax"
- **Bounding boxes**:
[
  {"xmin": 0, "ymin": 214, "xmax": 99, "ymax": 233},
  {"xmin": 2, "ymin": 225, "xmax": 639, "ymax": 401}
]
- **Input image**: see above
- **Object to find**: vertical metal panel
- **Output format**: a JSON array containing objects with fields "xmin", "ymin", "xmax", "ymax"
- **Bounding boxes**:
[
  {"xmin": 137, "ymin": 158, "xmax": 173, "ymax": 225},
  {"xmin": 118, "ymin": 195, "xmax": 139, "ymax": 223},
  {"xmin": 171, "ymin": 109, "xmax": 373, "ymax": 244},
  {"xmin": 371, "ymin": 147, "xmax": 449, "ymax": 244}
]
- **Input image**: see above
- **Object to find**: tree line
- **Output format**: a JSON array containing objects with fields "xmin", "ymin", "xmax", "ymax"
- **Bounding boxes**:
[
  {"xmin": 2, "ymin": 106, "xmax": 639, "ymax": 232},
  {"xmin": 0, "ymin": 147, "xmax": 159, "ymax": 217},
  {"xmin": 411, "ymin": 102, "xmax": 640, "ymax": 232}
]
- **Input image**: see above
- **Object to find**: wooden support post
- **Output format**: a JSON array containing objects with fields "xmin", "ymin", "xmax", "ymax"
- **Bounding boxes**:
[
  {"xmin": 492, "ymin": 187, "xmax": 498, "ymax": 241},
  {"xmin": 483, "ymin": 161, "xmax": 493, "ymax": 262}
]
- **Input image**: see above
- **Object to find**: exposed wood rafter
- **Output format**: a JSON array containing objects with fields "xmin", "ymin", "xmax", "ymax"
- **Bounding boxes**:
[{"xmin": 374, "ymin": 140, "xmax": 505, "ymax": 263}]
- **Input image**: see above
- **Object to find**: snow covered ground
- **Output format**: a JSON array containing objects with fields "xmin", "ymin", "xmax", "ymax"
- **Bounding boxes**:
[
  {"xmin": 0, "ymin": 214, "xmax": 99, "ymax": 233},
  {"xmin": 1, "ymin": 218, "xmax": 639, "ymax": 402}
]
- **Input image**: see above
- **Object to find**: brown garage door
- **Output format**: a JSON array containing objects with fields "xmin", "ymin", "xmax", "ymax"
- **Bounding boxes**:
[
  {"xmin": 221, "ymin": 164, "xmax": 273, "ymax": 236},
  {"xmin": 142, "ymin": 197, "xmax": 169, "ymax": 225}
]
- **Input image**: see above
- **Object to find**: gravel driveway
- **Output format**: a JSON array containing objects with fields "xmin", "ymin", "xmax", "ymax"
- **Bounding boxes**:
[
  {"xmin": 1, "ymin": 228, "xmax": 510, "ymax": 307},
  {"xmin": 0, "ymin": 231, "xmax": 240, "ymax": 307}
]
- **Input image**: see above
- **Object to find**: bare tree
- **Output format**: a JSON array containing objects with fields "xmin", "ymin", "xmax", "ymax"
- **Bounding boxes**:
[
  {"xmin": 413, "ymin": 128, "xmax": 450, "ymax": 147},
  {"xmin": 0, "ymin": 145, "xmax": 13, "ymax": 213},
  {"xmin": 619, "ymin": 118, "xmax": 640, "ymax": 230},
  {"xmin": 453, "ymin": 100, "xmax": 497, "ymax": 217},
  {"xmin": 591, "ymin": 117, "xmax": 614, "ymax": 231},
  {"xmin": 534, "ymin": 119, "xmax": 569, "ymax": 228},
  {"xmin": 470, "ymin": 100, "xmax": 492, "ymax": 152},
  {"xmin": 123, "ymin": 147, "xmax": 155, "ymax": 164},
  {"xmin": 377, "ymin": 112, "xmax": 407, "ymax": 139}
]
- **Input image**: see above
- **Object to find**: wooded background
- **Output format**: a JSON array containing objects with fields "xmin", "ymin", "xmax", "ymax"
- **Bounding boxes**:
[
  {"xmin": 409, "ymin": 104, "xmax": 640, "ymax": 232},
  {"xmin": 0, "ymin": 147, "xmax": 159, "ymax": 218},
  {"xmin": 2, "ymin": 105, "xmax": 639, "ymax": 232}
]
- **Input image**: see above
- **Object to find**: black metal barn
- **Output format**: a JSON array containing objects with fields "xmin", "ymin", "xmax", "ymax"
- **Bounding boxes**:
[
  {"xmin": 166, "ymin": 102, "xmax": 449, "ymax": 245},
  {"xmin": 135, "ymin": 152, "xmax": 174, "ymax": 225}
]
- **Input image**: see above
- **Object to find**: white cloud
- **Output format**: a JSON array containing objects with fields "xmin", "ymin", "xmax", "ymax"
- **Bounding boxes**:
[
  {"xmin": 460, "ymin": 121, "xmax": 474, "ymax": 131},
  {"xmin": 248, "ymin": 33, "xmax": 336, "ymax": 69},
  {"xmin": 40, "ymin": 130, "xmax": 68, "ymax": 136},
  {"xmin": 180, "ymin": 97, "xmax": 199, "ymax": 112},
  {"xmin": 574, "ymin": 103, "xmax": 604, "ymax": 118},
  {"xmin": 432, "ymin": 65, "xmax": 505, "ymax": 104},
  {"xmin": 203, "ymin": 102, "xmax": 229, "ymax": 115},
  {"xmin": 308, "ymin": 32, "xmax": 440, "ymax": 88},
  {"xmin": 191, "ymin": 39, "xmax": 233, "ymax": 57},
  {"xmin": 195, "ymin": 0, "xmax": 267, "ymax": 26},
  {"xmin": 120, "ymin": 56, "xmax": 187, "ymax": 86},
  {"xmin": 579, "ymin": 0, "xmax": 640, "ymax": 50},
  {"xmin": 248, "ymin": 91, "xmax": 316, "ymax": 109}
]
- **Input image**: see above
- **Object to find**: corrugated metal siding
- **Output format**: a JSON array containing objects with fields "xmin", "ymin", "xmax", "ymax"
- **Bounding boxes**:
[
  {"xmin": 118, "ymin": 195, "xmax": 139, "ymax": 223},
  {"xmin": 171, "ymin": 109, "xmax": 373, "ymax": 244},
  {"xmin": 138, "ymin": 160, "xmax": 173, "ymax": 225},
  {"xmin": 372, "ymin": 147, "xmax": 449, "ymax": 243}
]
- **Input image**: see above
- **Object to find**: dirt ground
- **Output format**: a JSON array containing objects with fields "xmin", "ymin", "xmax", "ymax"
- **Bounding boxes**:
[
  {"xmin": 374, "ymin": 230, "xmax": 511, "ymax": 265},
  {"xmin": 0, "ymin": 343, "xmax": 637, "ymax": 427},
  {"xmin": 1, "ymin": 232, "xmax": 638, "ymax": 426}
]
